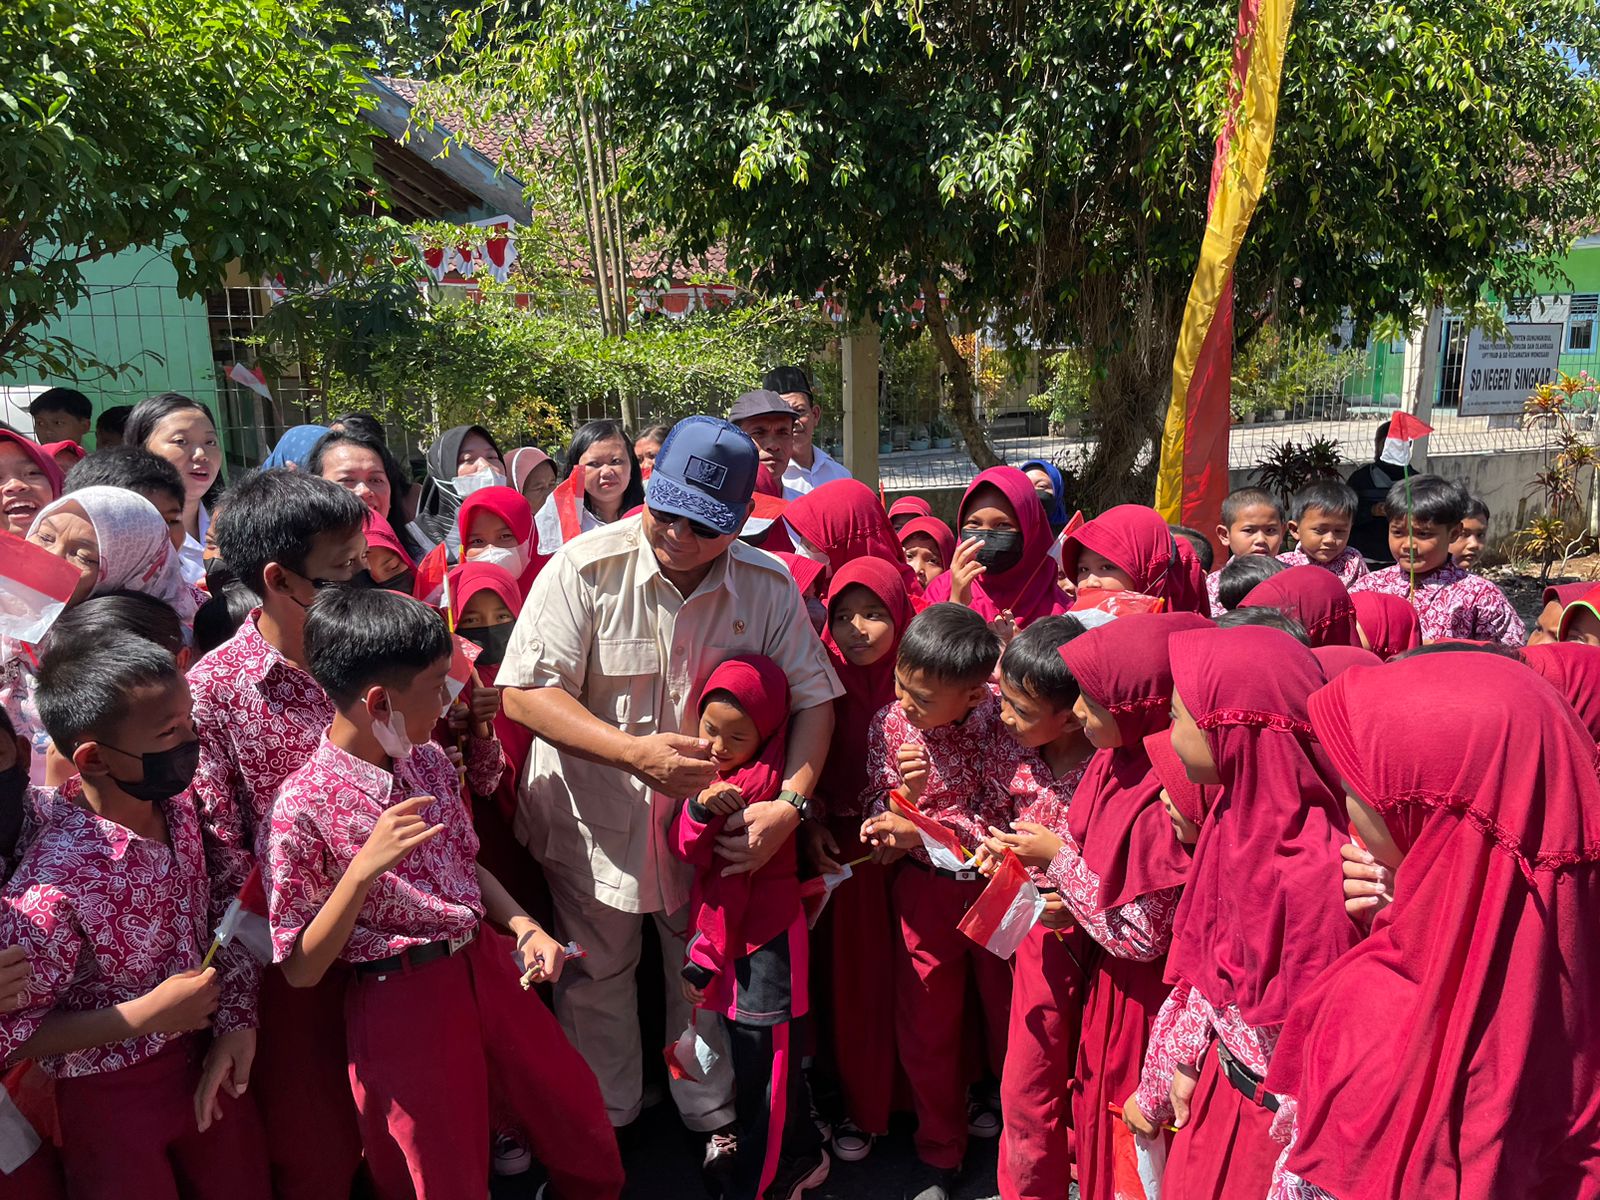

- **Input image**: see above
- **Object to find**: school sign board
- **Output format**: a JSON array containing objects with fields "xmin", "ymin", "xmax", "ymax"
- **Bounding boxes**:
[{"xmin": 1458, "ymin": 322, "xmax": 1563, "ymax": 417}]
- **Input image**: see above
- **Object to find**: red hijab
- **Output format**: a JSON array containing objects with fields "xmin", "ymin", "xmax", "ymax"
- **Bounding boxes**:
[
  {"xmin": 1061, "ymin": 611, "xmax": 1212, "ymax": 909},
  {"xmin": 456, "ymin": 485, "xmax": 540, "ymax": 596},
  {"xmin": 1522, "ymin": 642, "xmax": 1600, "ymax": 743},
  {"xmin": 923, "ymin": 467, "xmax": 1071, "ymax": 626},
  {"xmin": 1240, "ymin": 564, "xmax": 1358, "ymax": 647},
  {"xmin": 817, "ymin": 559, "xmax": 916, "ymax": 816},
  {"xmin": 1061, "ymin": 504, "xmax": 1207, "ymax": 614},
  {"xmin": 1311, "ymin": 644, "xmax": 1382, "ymax": 678},
  {"xmin": 773, "ymin": 551, "xmax": 826, "ymax": 599},
  {"xmin": 1169, "ymin": 535, "xmax": 1210, "ymax": 617},
  {"xmin": 0, "ymin": 430, "xmax": 64, "ymax": 495},
  {"xmin": 364, "ymin": 510, "xmax": 416, "ymax": 572},
  {"xmin": 1350, "ymin": 592, "xmax": 1422, "ymax": 659},
  {"xmin": 699, "ymin": 655, "xmax": 791, "ymax": 807},
  {"xmin": 897, "ymin": 515, "xmax": 956, "ymax": 571},
  {"xmin": 888, "ymin": 495, "xmax": 933, "ymax": 523},
  {"xmin": 785, "ymin": 479, "xmax": 922, "ymax": 596},
  {"xmin": 1269, "ymin": 652, "xmax": 1600, "ymax": 1199},
  {"xmin": 1142, "ymin": 730, "xmax": 1217, "ymax": 827},
  {"xmin": 1542, "ymin": 580, "xmax": 1590, "ymax": 607},
  {"xmin": 446, "ymin": 560, "xmax": 531, "ymax": 771},
  {"xmin": 1166, "ymin": 626, "xmax": 1358, "ymax": 1027}
]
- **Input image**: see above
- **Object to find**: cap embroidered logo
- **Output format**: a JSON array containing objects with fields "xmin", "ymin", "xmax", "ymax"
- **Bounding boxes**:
[{"xmin": 686, "ymin": 455, "xmax": 728, "ymax": 489}]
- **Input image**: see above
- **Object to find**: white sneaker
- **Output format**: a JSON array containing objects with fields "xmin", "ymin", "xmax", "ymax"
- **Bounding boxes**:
[
  {"xmin": 492, "ymin": 1131, "xmax": 532, "ymax": 1175},
  {"xmin": 703, "ymin": 1123, "xmax": 739, "ymax": 1168},
  {"xmin": 831, "ymin": 1118, "xmax": 875, "ymax": 1162},
  {"xmin": 967, "ymin": 1099, "xmax": 1002, "ymax": 1138}
]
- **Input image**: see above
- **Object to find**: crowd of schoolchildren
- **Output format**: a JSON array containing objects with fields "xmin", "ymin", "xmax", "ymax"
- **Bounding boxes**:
[{"xmin": 1, "ymin": 380, "xmax": 1597, "ymax": 1200}]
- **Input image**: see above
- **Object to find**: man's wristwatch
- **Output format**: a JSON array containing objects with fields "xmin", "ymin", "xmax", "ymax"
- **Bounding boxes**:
[{"xmin": 776, "ymin": 789, "xmax": 813, "ymax": 820}]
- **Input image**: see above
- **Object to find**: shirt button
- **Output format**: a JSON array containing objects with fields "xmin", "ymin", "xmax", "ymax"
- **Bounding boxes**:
[
  {"xmin": 624, "ymin": 534, "xmax": 638, "ymax": 547},
  {"xmin": 669, "ymin": 690, "xmax": 681, "ymax": 704}
]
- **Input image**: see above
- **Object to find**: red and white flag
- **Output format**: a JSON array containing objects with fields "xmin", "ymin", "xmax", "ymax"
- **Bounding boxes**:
[
  {"xmin": 893, "ymin": 793, "xmax": 974, "ymax": 874},
  {"xmin": 0, "ymin": 530, "xmax": 82, "ymax": 645},
  {"xmin": 447, "ymin": 634, "xmax": 481, "ymax": 701},
  {"xmin": 799, "ymin": 865, "xmax": 853, "ymax": 928},
  {"xmin": 1379, "ymin": 410, "xmax": 1433, "ymax": 466},
  {"xmin": 957, "ymin": 851, "xmax": 1045, "ymax": 959},
  {"xmin": 207, "ymin": 865, "xmax": 273, "ymax": 966},
  {"xmin": 553, "ymin": 463, "xmax": 586, "ymax": 542},
  {"xmin": 227, "ymin": 362, "xmax": 273, "ymax": 402},
  {"xmin": 412, "ymin": 543, "xmax": 450, "ymax": 607},
  {"xmin": 663, "ymin": 1021, "xmax": 721, "ymax": 1083}
]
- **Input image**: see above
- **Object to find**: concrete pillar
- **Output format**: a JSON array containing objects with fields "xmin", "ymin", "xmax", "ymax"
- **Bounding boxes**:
[
  {"xmin": 1403, "ymin": 306, "xmax": 1443, "ymax": 470},
  {"xmin": 841, "ymin": 324, "xmax": 881, "ymax": 488}
]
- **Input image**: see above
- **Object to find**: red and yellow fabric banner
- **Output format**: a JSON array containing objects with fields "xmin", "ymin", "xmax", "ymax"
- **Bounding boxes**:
[{"xmin": 1155, "ymin": 0, "xmax": 1296, "ymax": 540}]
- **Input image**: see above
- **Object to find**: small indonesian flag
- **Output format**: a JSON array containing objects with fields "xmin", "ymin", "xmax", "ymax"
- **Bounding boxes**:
[
  {"xmin": 1071, "ymin": 588, "xmax": 1167, "ymax": 618},
  {"xmin": 447, "ymin": 634, "xmax": 481, "ymax": 701},
  {"xmin": 0, "ymin": 530, "xmax": 82, "ymax": 645},
  {"xmin": 957, "ymin": 850, "xmax": 1045, "ymax": 959},
  {"xmin": 1379, "ymin": 410, "xmax": 1433, "ymax": 466},
  {"xmin": 207, "ymin": 865, "xmax": 273, "ymax": 966},
  {"xmin": 663, "ymin": 1021, "xmax": 721, "ymax": 1083},
  {"xmin": 893, "ymin": 793, "xmax": 974, "ymax": 874},
  {"xmin": 227, "ymin": 362, "xmax": 273, "ymax": 401},
  {"xmin": 1134, "ymin": 1130, "xmax": 1168, "ymax": 1200},
  {"xmin": 412, "ymin": 543, "xmax": 450, "ymax": 606},
  {"xmin": 799, "ymin": 865, "xmax": 853, "ymax": 928},
  {"xmin": 553, "ymin": 463, "xmax": 586, "ymax": 542}
]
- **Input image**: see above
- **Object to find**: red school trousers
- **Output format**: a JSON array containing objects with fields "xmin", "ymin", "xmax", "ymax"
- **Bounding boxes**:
[
  {"xmin": 821, "ymin": 849, "xmax": 896, "ymax": 1136},
  {"xmin": 1160, "ymin": 1043, "xmax": 1277, "ymax": 1200},
  {"xmin": 892, "ymin": 864, "xmax": 1013, "ymax": 1171},
  {"xmin": 252, "ymin": 964, "xmax": 363, "ymax": 1200},
  {"xmin": 343, "ymin": 925, "xmax": 624, "ymax": 1200},
  {"xmin": 998, "ymin": 919, "xmax": 1094, "ymax": 1200},
  {"xmin": 53, "ymin": 1039, "xmax": 270, "ymax": 1200}
]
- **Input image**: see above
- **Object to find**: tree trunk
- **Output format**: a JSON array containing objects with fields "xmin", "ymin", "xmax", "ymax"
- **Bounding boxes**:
[
  {"xmin": 920, "ymin": 274, "xmax": 1000, "ymax": 470},
  {"xmin": 1075, "ymin": 335, "xmax": 1175, "ymax": 511}
]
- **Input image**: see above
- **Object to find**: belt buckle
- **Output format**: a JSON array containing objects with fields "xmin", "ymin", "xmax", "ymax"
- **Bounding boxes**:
[
  {"xmin": 954, "ymin": 869, "xmax": 978, "ymax": 882},
  {"xmin": 448, "ymin": 933, "xmax": 472, "ymax": 956}
]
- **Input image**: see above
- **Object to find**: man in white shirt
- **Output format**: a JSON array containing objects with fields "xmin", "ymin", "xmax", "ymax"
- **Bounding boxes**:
[{"xmin": 765, "ymin": 365, "xmax": 853, "ymax": 495}]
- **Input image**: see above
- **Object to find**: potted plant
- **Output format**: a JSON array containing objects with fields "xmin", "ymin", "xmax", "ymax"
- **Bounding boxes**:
[
  {"xmin": 909, "ymin": 423, "xmax": 932, "ymax": 452},
  {"xmin": 930, "ymin": 413, "xmax": 955, "ymax": 449},
  {"xmin": 878, "ymin": 427, "xmax": 893, "ymax": 455}
]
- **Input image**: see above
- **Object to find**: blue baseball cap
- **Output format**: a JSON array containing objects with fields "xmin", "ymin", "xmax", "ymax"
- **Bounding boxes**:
[{"xmin": 645, "ymin": 415, "xmax": 758, "ymax": 536}]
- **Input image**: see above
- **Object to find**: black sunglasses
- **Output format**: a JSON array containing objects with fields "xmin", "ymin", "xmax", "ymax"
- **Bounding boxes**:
[{"xmin": 648, "ymin": 507, "xmax": 724, "ymax": 539}]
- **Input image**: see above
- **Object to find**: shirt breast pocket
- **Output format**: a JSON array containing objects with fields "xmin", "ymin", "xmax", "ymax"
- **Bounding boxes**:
[{"xmin": 595, "ymin": 637, "xmax": 661, "ymax": 731}]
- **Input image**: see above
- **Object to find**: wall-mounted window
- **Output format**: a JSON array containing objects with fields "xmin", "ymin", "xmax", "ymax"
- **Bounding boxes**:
[{"xmin": 1568, "ymin": 294, "xmax": 1597, "ymax": 352}]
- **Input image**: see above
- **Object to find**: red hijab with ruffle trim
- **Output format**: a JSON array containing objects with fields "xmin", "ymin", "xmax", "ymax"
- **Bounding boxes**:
[
  {"xmin": 1522, "ymin": 641, "xmax": 1600, "ymax": 743},
  {"xmin": 1350, "ymin": 592, "xmax": 1422, "ymax": 659},
  {"xmin": 1240, "ymin": 563, "xmax": 1359, "ymax": 647},
  {"xmin": 1060, "ymin": 611, "xmax": 1212, "ymax": 908},
  {"xmin": 1060, "ymin": 504, "xmax": 1208, "ymax": 614},
  {"xmin": 1166, "ymin": 626, "xmax": 1358, "ymax": 1027},
  {"xmin": 785, "ymin": 478, "xmax": 921, "ymax": 596},
  {"xmin": 923, "ymin": 466, "xmax": 1071, "ymax": 626},
  {"xmin": 1268, "ymin": 652, "xmax": 1600, "ymax": 1199}
]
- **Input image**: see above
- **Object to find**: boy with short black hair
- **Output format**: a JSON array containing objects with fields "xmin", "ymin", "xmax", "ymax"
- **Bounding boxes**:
[
  {"xmin": 858, "ymin": 603, "xmax": 1017, "ymax": 1200},
  {"xmin": 1215, "ymin": 553, "xmax": 1287, "ymax": 611},
  {"xmin": 187, "ymin": 467, "xmax": 371, "ymax": 1198},
  {"xmin": 1451, "ymin": 495, "xmax": 1490, "ymax": 570},
  {"xmin": 1279, "ymin": 479, "xmax": 1368, "ymax": 586},
  {"xmin": 1169, "ymin": 524, "xmax": 1214, "ymax": 573},
  {"xmin": 266, "ymin": 588, "xmax": 622, "ymax": 1199},
  {"xmin": 1206, "ymin": 488, "xmax": 1287, "ymax": 614},
  {"xmin": 988, "ymin": 616, "xmax": 1096, "ymax": 1200},
  {"xmin": 94, "ymin": 404, "xmax": 133, "ymax": 449},
  {"xmin": 65, "ymin": 445, "xmax": 188, "ymax": 549},
  {"xmin": 27, "ymin": 387, "xmax": 92, "ymax": 447},
  {"xmin": 0, "ymin": 639, "xmax": 269, "ymax": 1199},
  {"xmin": 1350, "ymin": 475, "xmax": 1522, "ymax": 646}
]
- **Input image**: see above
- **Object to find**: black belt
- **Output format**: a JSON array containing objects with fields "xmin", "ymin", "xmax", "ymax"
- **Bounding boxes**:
[
  {"xmin": 354, "ymin": 932, "xmax": 475, "ymax": 980},
  {"xmin": 1217, "ymin": 1042, "xmax": 1280, "ymax": 1112},
  {"xmin": 902, "ymin": 854, "xmax": 980, "ymax": 883}
]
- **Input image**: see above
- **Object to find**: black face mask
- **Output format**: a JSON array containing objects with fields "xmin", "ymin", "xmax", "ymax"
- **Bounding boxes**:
[
  {"xmin": 377, "ymin": 570, "xmax": 415, "ymax": 595},
  {"xmin": 459, "ymin": 623, "xmax": 513, "ymax": 667},
  {"xmin": 291, "ymin": 567, "xmax": 376, "ymax": 608},
  {"xmin": 963, "ymin": 528, "xmax": 1026, "ymax": 575},
  {"xmin": 99, "ymin": 738, "xmax": 201, "ymax": 804}
]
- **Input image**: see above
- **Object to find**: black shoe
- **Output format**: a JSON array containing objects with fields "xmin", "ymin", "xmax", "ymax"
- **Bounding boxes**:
[
  {"xmin": 762, "ymin": 1147, "xmax": 831, "ymax": 1199},
  {"xmin": 904, "ymin": 1162, "xmax": 961, "ymax": 1200}
]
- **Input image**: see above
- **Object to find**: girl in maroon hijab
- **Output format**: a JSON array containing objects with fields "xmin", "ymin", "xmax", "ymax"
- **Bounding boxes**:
[
  {"xmin": 1061, "ymin": 504, "xmax": 1209, "ymax": 614},
  {"xmin": 457, "ymin": 485, "xmax": 544, "ymax": 597},
  {"xmin": 806, "ymin": 559, "xmax": 916, "ymax": 1161},
  {"xmin": 1239, "ymin": 564, "xmax": 1360, "ymax": 648},
  {"xmin": 784, "ymin": 479, "xmax": 922, "ymax": 596},
  {"xmin": 1129, "ymin": 626, "xmax": 1360, "ymax": 1199},
  {"xmin": 1521, "ymin": 641, "xmax": 1600, "ymax": 744},
  {"xmin": 1349, "ymin": 592, "xmax": 1422, "ymax": 659},
  {"xmin": 1266, "ymin": 652, "xmax": 1600, "ymax": 1200},
  {"xmin": 925, "ymin": 466, "xmax": 1072, "ymax": 628},
  {"xmin": 898, "ymin": 515, "xmax": 957, "ymax": 591},
  {"xmin": 1055, "ymin": 611, "xmax": 1210, "ymax": 1200}
]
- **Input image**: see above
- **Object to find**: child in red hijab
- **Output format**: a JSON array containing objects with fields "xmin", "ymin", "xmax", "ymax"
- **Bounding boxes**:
[
  {"xmin": 1521, "ymin": 641, "xmax": 1600, "ymax": 743},
  {"xmin": 1528, "ymin": 580, "xmax": 1589, "ymax": 645},
  {"xmin": 1348, "ymin": 592, "xmax": 1422, "ymax": 659},
  {"xmin": 927, "ymin": 466, "xmax": 1073, "ymax": 632},
  {"xmin": 456, "ymin": 485, "xmax": 544, "ymax": 597},
  {"xmin": 1055, "ymin": 611, "xmax": 1210, "ymax": 1200},
  {"xmin": 784, "ymin": 479, "xmax": 923, "ymax": 597},
  {"xmin": 364, "ymin": 511, "xmax": 417, "ymax": 592},
  {"xmin": 805, "ymin": 559, "xmax": 915, "ymax": 1163},
  {"xmin": 888, "ymin": 495, "xmax": 933, "ymax": 532},
  {"xmin": 1062, "ymin": 504, "xmax": 1211, "ymax": 615},
  {"xmin": 669, "ymin": 656, "xmax": 825, "ymax": 1200},
  {"xmin": 1266, "ymin": 651, "xmax": 1600, "ymax": 1200},
  {"xmin": 899, "ymin": 515, "xmax": 956, "ymax": 591},
  {"xmin": 1238, "ymin": 564, "xmax": 1360, "ymax": 648},
  {"xmin": 1128, "ymin": 626, "xmax": 1360, "ymax": 1199}
]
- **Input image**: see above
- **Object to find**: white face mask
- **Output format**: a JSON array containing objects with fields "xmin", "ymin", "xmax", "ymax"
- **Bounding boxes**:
[
  {"xmin": 787, "ymin": 525, "xmax": 830, "ymax": 566},
  {"xmin": 371, "ymin": 702, "xmax": 414, "ymax": 762},
  {"xmin": 452, "ymin": 468, "xmax": 505, "ymax": 497},
  {"xmin": 467, "ymin": 543, "xmax": 529, "ymax": 578}
]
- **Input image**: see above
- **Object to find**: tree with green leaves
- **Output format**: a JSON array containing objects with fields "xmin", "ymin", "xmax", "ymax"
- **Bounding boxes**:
[
  {"xmin": 441, "ymin": 0, "xmax": 1600, "ymax": 506},
  {"xmin": 1, "ymin": 0, "xmax": 381, "ymax": 380}
]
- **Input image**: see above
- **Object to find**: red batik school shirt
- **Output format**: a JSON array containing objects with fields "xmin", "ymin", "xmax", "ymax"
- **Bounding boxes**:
[
  {"xmin": 1006, "ymin": 747, "xmax": 1089, "ymax": 889},
  {"xmin": 861, "ymin": 690, "xmax": 1022, "ymax": 864},
  {"xmin": 1133, "ymin": 983, "xmax": 1281, "ymax": 1125},
  {"xmin": 1275, "ymin": 546, "xmax": 1370, "ymax": 589},
  {"xmin": 1348, "ymin": 561, "xmax": 1523, "ymax": 647},
  {"xmin": 265, "ymin": 734, "xmax": 503, "ymax": 964},
  {"xmin": 0, "ymin": 779, "xmax": 259, "ymax": 1078}
]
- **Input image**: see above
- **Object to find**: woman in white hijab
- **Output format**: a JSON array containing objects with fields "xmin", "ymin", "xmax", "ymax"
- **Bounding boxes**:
[{"xmin": 26, "ymin": 485, "xmax": 199, "ymax": 621}]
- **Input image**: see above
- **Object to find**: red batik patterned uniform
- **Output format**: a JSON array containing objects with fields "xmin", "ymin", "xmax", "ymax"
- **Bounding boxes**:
[
  {"xmin": 0, "ymin": 780, "xmax": 256, "ymax": 1078},
  {"xmin": 1134, "ymin": 984, "xmax": 1280, "ymax": 1125},
  {"xmin": 1045, "ymin": 828, "xmax": 1180, "ymax": 962},
  {"xmin": 1349, "ymin": 562, "xmax": 1523, "ymax": 646},
  {"xmin": 1007, "ymin": 748, "xmax": 1089, "ymax": 885},
  {"xmin": 1275, "ymin": 546, "xmax": 1369, "ymax": 588},
  {"xmin": 265, "ymin": 735, "xmax": 502, "ymax": 964}
]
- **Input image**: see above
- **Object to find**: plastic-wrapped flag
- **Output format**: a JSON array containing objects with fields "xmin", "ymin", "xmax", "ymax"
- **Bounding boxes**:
[
  {"xmin": 1134, "ymin": 1130, "xmax": 1167, "ymax": 1199},
  {"xmin": 447, "ymin": 634, "xmax": 481, "ymax": 701},
  {"xmin": 0, "ymin": 531, "xmax": 82, "ymax": 646},
  {"xmin": 957, "ymin": 850, "xmax": 1045, "ymax": 959},
  {"xmin": 892, "ymin": 793, "xmax": 975, "ymax": 874},
  {"xmin": 663, "ymin": 1020, "xmax": 721, "ymax": 1083},
  {"xmin": 799, "ymin": 865, "xmax": 853, "ymax": 928},
  {"xmin": 204, "ymin": 865, "xmax": 273, "ymax": 967}
]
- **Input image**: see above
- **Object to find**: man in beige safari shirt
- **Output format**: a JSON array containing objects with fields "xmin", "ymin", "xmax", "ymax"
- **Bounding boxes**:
[{"xmin": 498, "ymin": 415, "xmax": 841, "ymax": 1154}]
